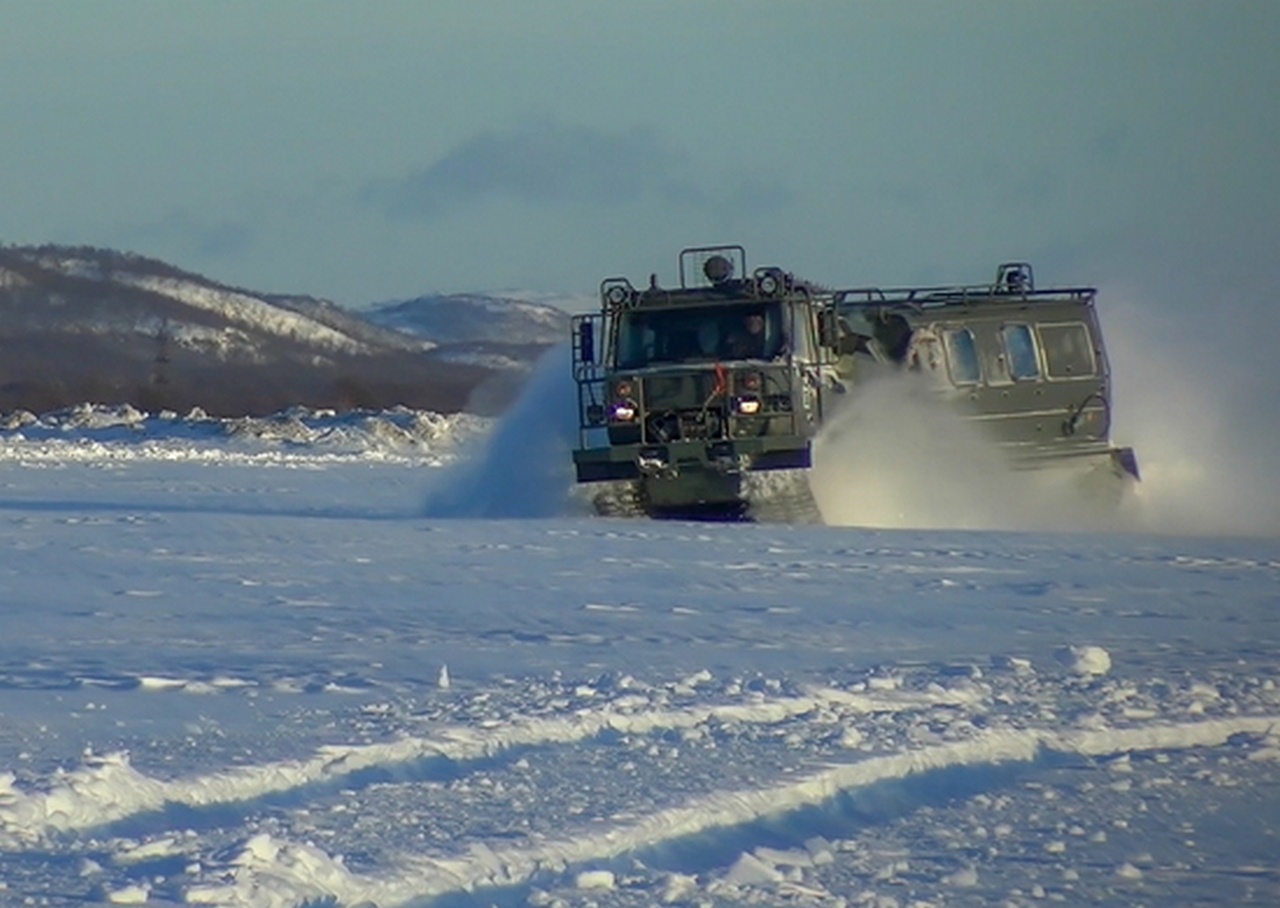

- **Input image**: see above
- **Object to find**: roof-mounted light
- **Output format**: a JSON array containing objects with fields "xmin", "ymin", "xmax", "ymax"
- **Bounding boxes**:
[
  {"xmin": 703, "ymin": 254, "xmax": 735, "ymax": 284},
  {"xmin": 754, "ymin": 267, "xmax": 785, "ymax": 297}
]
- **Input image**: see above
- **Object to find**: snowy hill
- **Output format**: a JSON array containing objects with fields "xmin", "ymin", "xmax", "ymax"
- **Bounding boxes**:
[
  {"xmin": 363, "ymin": 289, "xmax": 574, "ymax": 373},
  {"xmin": 365, "ymin": 291, "xmax": 571, "ymax": 346},
  {"xmin": 0, "ymin": 245, "xmax": 564, "ymax": 416},
  {"xmin": 0, "ymin": 246, "xmax": 378, "ymax": 356}
]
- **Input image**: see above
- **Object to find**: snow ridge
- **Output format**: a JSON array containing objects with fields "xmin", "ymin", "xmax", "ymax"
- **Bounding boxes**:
[
  {"xmin": 0, "ymin": 404, "xmax": 489, "ymax": 465},
  {"xmin": 0, "ymin": 683, "xmax": 977, "ymax": 841},
  {"xmin": 184, "ymin": 714, "xmax": 1280, "ymax": 908}
]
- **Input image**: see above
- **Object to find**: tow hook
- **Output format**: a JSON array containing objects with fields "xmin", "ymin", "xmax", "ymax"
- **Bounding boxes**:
[
  {"xmin": 708, "ymin": 442, "xmax": 748, "ymax": 474},
  {"xmin": 637, "ymin": 447, "xmax": 677, "ymax": 479}
]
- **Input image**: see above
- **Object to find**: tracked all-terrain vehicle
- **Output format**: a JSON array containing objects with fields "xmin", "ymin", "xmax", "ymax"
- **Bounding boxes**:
[{"xmin": 571, "ymin": 245, "xmax": 1138, "ymax": 519}]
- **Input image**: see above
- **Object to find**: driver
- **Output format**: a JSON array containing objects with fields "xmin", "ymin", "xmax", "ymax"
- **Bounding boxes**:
[{"xmin": 725, "ymin": 312, "xmax": 767, "ymax": 359}]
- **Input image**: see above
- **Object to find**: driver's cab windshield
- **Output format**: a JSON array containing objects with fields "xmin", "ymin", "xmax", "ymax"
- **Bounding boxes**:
[{"xmin": 615, "ymin": 302, "xmax": 785, "ymax": 368}]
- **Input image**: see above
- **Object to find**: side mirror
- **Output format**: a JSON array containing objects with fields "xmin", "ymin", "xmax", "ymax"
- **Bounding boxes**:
[{"xmin": 577, "ymin": 320, "xmax": 595, "ymax": 364}]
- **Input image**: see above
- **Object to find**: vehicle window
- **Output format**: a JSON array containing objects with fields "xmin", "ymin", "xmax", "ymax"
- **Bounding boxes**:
[
  {"xmin": 943, "ymin": 328, "xmax": 980, "ymax": 385},
  {"xmin": 615, "ymin": 314, "xmax": 656, "ymax": 368},
  {"xmin": 616, "ymin": 303, "xmax": 784, "ymax": 368},
  {"xmin": 788, "ymin": 302, "xmax": 813, "ymax": 360},
  {"xmin": 907, "ymin": 330, "xmax": 944, "ymax": 374},
  {"xmin": 719, "ymin": 305, "xmax": 785, "ymax": 360},
  {"xmin": 1038, "ymin": 323, "xmax": 1096, "ymax": 378},
  {"xmin": 1001, "ymin": 323, "xmax": 1040, "ymax": 380}
]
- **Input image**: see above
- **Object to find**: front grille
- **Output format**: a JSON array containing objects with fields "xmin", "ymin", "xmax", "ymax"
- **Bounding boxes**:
[
  {"xmin": 644, "ymin": 407, "xmax": 726, "ymax": 443},
  {"xmin": 642, "ymin": 375, "xmax": 695, "ymax": 408}
]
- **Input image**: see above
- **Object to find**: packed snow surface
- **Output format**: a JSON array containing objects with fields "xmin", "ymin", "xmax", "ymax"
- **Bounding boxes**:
[{"xmin": 0, "ymin": 382, "xmax": 1277, "ymax": 905}]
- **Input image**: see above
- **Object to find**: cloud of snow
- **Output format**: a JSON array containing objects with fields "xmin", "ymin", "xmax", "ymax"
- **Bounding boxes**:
[
  {"xmin": 809, "ymin": 375, "xmax": 1118, "ymax": 532},
  {"xmin": 1104, "ymin": 291, "xmax": 1280, "ymax": 537},
  {"xmin": 422, "ymin": 344, "xmax": 583, "ymax": 517},
  {"xmin": 809, "ymin": 304, "xmax": 1280, "ymax": 537}
]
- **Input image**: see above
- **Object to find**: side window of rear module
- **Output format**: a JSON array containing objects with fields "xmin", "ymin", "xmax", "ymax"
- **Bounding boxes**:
[
  {"xmin": 943, "ymin": 328, "xmax": 981, "ymax": 385},
  {"xmin": 1038, "ymin": 323, "xmax": 1096, "ymax": 378},
  {"xmin": 1001, "ymin": 323, "xmax": 1040, "ymax": 380}
]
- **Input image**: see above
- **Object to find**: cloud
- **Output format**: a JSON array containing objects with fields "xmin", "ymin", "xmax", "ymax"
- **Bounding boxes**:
[
  {"xmin": 126, "ymin": 208, "xmax": 255, "ymax": 259},
  {"xmin": 367, "ymin": 117, "xmax": 787, "ymax": 220}
]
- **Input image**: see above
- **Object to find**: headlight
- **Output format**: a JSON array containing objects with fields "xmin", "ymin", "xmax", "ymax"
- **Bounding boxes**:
[
  {"xmin": 610, "ymin": 400, "xmax": 639, "ymax": 422},
  {"xmin": 734, "ymin": 397, "xmax": 762, "ymax": 415}
]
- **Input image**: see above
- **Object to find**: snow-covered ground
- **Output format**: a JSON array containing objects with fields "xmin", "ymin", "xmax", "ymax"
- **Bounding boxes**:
[{"xmin": 1, "ymin": 368, "xmax": 1277, "ymax": 906}]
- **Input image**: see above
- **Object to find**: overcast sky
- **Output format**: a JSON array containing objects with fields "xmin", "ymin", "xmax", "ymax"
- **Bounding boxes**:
[{"xmin": 1, "ymin": 1, "xmax": 1276, "ymax": 313}]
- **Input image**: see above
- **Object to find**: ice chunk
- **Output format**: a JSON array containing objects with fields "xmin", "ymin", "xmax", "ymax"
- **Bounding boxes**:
[
  {"xmin": 1116, "ymin": 861, "xmax": 1144, "ymax": 879},
  {"xmin": 574, "ymin": 869, "xmax": 615, "ymax": 890},
  {"xmin": 1055, "ymin": 645, "xmax": 1112, "ymax": 677},
  {"xmin": 943, "ymin": 865, "xmax": 979, "ymax": 887},
  {"xmin": 724, "ymin": 852, "xmax": 784, "ymax": 886},
  {"xmin": 661, "ymin": 872, "xmax": 699, "ymax": 903},
  {"xmin": 106, "ymin": 883, "xmax": 149, "ymax": 904}
]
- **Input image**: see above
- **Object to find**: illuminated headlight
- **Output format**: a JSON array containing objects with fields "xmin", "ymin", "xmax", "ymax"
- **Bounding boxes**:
[
  {"xmin": 735, "ymin": 396, "xmax": 762, "ymax": 415},
  {"xmin": 610, "ymin": 400, "xmax": 639, "ymax": 422}
]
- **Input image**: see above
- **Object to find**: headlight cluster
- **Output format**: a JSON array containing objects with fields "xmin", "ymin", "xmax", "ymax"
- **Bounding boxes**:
[
  {"xmin": 611, "ymin": 401, "xmax": 638, "ymax": 422},
  {"xmin": 610, "ymin": 379, "xmax": 639, "ymax": 422},
  {"xmin": 732, "ymin": 370, "xmax": 764, "ymax": 415},
  {"xmin": 602, "ymin": 371, "xmax": 781, "ymax": 430}
]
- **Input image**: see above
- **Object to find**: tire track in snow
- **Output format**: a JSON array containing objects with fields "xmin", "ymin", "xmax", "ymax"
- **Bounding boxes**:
[
  {"xmin": 223, "ymin": 717, "xmax": 1280, "ymax": 903},
  {"xmin": 0, "ymin": 683, "xmax": 975, "ymax": 843},
  {"xmin": 184, "ymin": 714, "xmax": 1280, "ymax": 908}
]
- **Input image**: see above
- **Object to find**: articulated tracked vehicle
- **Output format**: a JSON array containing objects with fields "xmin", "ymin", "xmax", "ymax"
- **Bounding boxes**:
[{"xmin": 571, "ymin": 245, "xmax": 1138, "ymax": 519}]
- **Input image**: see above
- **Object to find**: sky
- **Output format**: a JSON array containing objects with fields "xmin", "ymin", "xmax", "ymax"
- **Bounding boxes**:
[{"xmin": 1, "ymin": 1, "xmax": 1275, "ymax": 307}]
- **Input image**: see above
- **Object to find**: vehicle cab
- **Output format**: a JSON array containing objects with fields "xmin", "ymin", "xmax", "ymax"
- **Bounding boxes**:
[{"xmin": 571, "ymin": 246, "xmax": 838, "ymax": 515}]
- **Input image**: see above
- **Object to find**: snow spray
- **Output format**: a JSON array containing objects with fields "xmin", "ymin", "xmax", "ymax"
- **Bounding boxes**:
[
  {"xmin": 423, "ymin": 345, "xmax": 584, "ymax": 518},
  {"xmin": 808, "ymin": 374, "xmax": 1116, "ymax": 532},
  {"xmin": 1103, "ymin": 297, "xmax": 1280, "ymax": 537},
  {"xmin": 808, "ymin": 295, "xmax": 1280, "ymax": 536}
]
